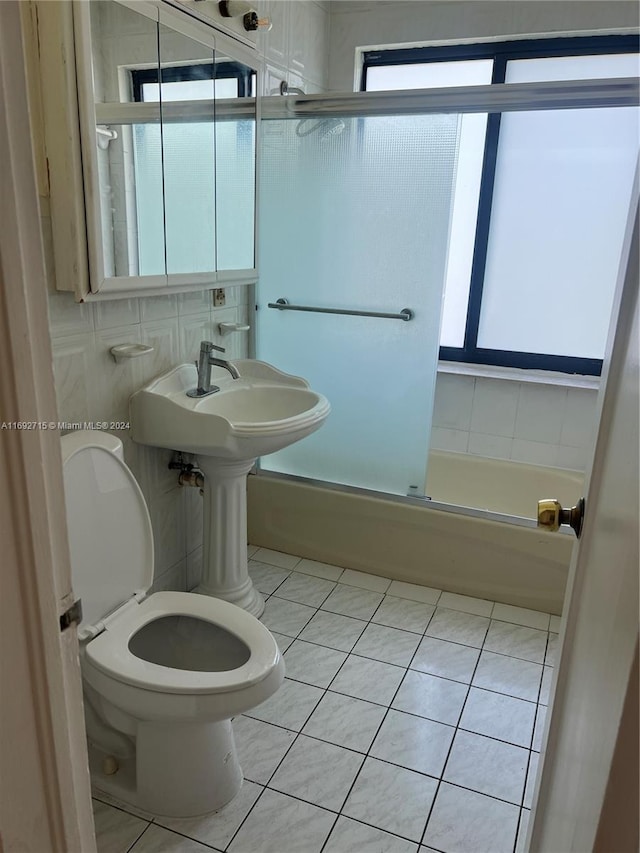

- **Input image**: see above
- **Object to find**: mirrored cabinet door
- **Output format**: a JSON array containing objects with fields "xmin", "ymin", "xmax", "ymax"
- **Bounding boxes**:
[
  {"xmin": 214, "ymin": 55, "xmax": 256, "ymax": 271},
  {"xmin": 157, "ymin": 20, "xmax": 217, "ymax": 276},
  {"xmin": 75, "ymin": 0, "xmax": 257, "ymax": 296},
  {"xmin": 84, "ymin": 1, "xmax": 166, "ymax": 284}
]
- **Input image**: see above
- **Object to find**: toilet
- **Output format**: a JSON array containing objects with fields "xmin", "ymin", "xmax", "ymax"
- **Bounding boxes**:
[{"xmin": 61, "ymin": 430, "xmax": 284, "ymax": 818}]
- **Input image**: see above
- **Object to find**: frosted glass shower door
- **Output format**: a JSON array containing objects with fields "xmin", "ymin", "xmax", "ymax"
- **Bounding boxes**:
[{"xmin": 257, "ymin": 112, "xmax": 460, "ymax": 495}]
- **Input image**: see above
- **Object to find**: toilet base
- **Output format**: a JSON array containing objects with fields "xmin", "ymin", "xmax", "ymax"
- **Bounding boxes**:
[{"xmin": 89, "ymin": 718, "xmax": 243, "ymax": 818}]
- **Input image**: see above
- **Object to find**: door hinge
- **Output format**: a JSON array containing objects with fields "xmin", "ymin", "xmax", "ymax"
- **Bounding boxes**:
[{"xmin": 59, "ymin": 599, "xmax": 83, "ymax": 632}]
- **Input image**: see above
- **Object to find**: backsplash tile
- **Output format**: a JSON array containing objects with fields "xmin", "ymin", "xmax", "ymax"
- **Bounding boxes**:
[
  {"xmin": 94, "ymin": 297, "xmax": 141, "ymax": 330},
  {"xmin": 139, "ymin": 294, "xmax": 179, "ymax": 322},
  {"xmin": 179, "ymin": 312, "xmax": 216, "ymax": 365},
  {"xmin": 51, "ymin": 333, "xmax": 99, "ymax": 424},
  {"xmin": 48, "ymin": 290, "xmax": 95, "ymax": 338},
  {"xmin": 50, "ymin": 291, "xmax": 251, "ymax": 584},
  {"xmin": 178, "ymin": 289, "xmax": 212, "ymax": 317}
]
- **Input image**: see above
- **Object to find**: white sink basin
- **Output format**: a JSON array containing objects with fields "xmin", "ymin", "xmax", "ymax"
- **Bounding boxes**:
[{"xmin": 130, "ymin": 359, "xmax": 330, "ymax": 460}]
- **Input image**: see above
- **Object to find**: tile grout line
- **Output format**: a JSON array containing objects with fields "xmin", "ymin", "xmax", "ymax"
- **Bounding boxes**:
[
  {"xmin": 113, "ymin": 554, "xmax": 558, "ymax": 853},
  {"xmin": 322, "ymin": 591, "xmax": 445, "ymax": 847},
  {"xmin": 249, "ymin": 565, "xmax": 443, "ymax": 850},
  {"xmin": 126, "ymin": 822, "xmax": 154, "ymax": 853},
  {"xmin": 511, "ymin": 629, "xmax": 552, "ymax": 853},
  {"xmin": 316, "ymin": 624, "xmax": 433, "ymax": 849},
  {"xmin": 248, "ymin": 557, "xmax": 553, "ymax": 852},
  {"xmin": 225, "ymin": 565, "xmax": 376, "ymax": 852},
  {"xmin": 418, "ymin": 613, "xmax": 491, "ymax": 848}
]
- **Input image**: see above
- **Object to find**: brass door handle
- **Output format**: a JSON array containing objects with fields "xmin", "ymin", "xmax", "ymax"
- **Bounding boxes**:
[{"xmin": 537, "ymin": 497, "xmax": 585, "ymax": 538}]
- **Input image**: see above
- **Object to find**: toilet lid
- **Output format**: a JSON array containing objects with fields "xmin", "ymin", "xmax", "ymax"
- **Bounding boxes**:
[{"xmin": 62, "ymin": 435, "xmax": 154, "ymax": 635}]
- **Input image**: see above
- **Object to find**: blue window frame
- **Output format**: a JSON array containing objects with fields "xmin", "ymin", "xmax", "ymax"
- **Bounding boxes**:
[
  {"xmin": 131, "ymin": 61, "xmax": 255, "ymax": 102},
  {"xmin": 362, "ymin": 35, "xmax": 640, "ymax": 376}
]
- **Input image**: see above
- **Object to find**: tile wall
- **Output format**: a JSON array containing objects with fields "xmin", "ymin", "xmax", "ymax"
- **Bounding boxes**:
[
  {"xmin": 45, "ymin": 203, "xmax": 251, "ymax": 592},
  {"xmin": 257, "ymin": 1, "xmax": 330, "ymax": 96},
  {"xmin": 42, "ymin": 1, "xmax": 330, "ymax": 589},
  {"xmin": 431, "ymin": 372, "xmax": 599, "ymax": 472}
]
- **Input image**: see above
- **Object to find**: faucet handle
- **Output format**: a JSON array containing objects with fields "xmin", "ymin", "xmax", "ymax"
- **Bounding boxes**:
[{"xmin": 200, "ymin": 340, "xmax": 225, "ymax": 355}]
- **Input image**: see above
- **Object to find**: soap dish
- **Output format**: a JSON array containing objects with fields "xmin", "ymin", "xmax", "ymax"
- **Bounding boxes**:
[{"xmin": 110, "ymin": 343, "xmax": 154, "ymax": 364}]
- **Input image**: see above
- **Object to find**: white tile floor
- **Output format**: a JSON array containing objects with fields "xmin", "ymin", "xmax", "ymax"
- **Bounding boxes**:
[{"xmin": 94, "ymin": 547, "xmax": 558, "ymax": 853}]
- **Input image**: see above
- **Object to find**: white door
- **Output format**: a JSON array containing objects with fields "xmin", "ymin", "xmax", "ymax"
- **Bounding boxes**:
[
  {"xmin": 0, "ymin": 4, "xmax": 95, "ymax": 850},
  {"xmin": 528, "ymin": 193, "xmax": 639, "ymax": 851}
]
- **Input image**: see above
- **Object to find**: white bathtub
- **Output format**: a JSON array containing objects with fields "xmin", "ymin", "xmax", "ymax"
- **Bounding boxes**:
[
  {"xmin": 425, "ymin": 450, "xmax": 584, "ymax": 518},
  {"xmin": 247, "ymin": 451, "xmax": 585, "ymax": 614}
]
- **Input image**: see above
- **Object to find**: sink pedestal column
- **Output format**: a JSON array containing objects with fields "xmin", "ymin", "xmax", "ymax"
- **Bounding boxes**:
[{"xmin": 195, "ymin": 456, "xmax": 264, "ymax": 617}]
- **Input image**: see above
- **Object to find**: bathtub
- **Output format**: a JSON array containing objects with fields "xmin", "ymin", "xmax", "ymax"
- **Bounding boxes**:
[{"xmin": 247, "ymin": 451, "xmax": 585, "ymax": 615}]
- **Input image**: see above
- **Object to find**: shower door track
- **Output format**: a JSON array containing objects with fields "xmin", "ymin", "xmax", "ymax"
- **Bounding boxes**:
[
  {"xmin": 260, "ymin": 77, "xmax": 639, "ymax": 119},
  {"xmin": 251, "ymin": 469, "xmax": 576, "ymax": 532}
]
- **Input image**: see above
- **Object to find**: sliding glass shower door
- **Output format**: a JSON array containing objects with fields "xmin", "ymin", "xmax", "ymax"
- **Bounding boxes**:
[{"xmin": 256, "ymin": 110, "xmax": 460, "ymax": 495}]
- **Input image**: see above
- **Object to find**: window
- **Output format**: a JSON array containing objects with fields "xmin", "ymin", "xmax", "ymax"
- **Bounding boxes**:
[{"xmin": 363, "ymin": 37, "xmax": 639, "ymax": 375}]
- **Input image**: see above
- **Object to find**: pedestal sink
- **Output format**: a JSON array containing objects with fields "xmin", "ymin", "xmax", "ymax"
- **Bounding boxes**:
[{"xmin": 130, "ymin": 360, "xmax": 330, "ymax": 616}]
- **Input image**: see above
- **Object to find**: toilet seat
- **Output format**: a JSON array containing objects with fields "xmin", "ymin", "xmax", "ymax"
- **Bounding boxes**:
[{"xmin": 85, "ymin": 590, "xmax": 280, "ymax": 695}]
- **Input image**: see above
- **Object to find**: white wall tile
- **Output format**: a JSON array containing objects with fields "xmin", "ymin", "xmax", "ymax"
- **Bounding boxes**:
[
  {"xmin": 179, "ymin": 312, "xmax": 216, "ymax": 365},
  {"xmin": 136, "ymin": 435, "xmax": 180, "ymax": 493},
  {"xmin": 514, "ymin": 384, "xmax": 567, "ymax": 444},
  {"xmin": 94, "ymin": 298, "xmax": 141, "ymax": 330},
  {"xmin": 561, "ymin": 388, "xmax": 599, "ymax": 448},
  {"xmin": 468, "ymin": 432, "xmax": 513, "ymax": 460},
  {"xmin": 149, "ymin": 488, "xmax": 187, "ymax": 577},
  {"xmin": 433, "ymin": 373, "xmax": 474, "ymax": 431},
  {"xmin": 139, "ymin": 294, "xmax": 179, "ymax": 322},
  {"xmin": 184, "ymin": 486, "xmax": 204, "ymax": 555},
  {"xmin": 470, "ymin": 378, "xmax": 519, "ymax": 438},
  {"xmin": 511, "ymin": 438, "xmax": 558, "ymax": 467},
  {"xmin": 213, "ymin": 306, "xmax": 250, "ymax": 360},
  {"xmin": 92, "ymin": 326, "xmax": 145, "ymax": 423},
  {"xmin": 139, "ymin": 319, "xmax": 180, "ymax": 384},
  {"xmin": 263, "ymin": 62, "xmax": 288, "ymax": 96},
  {"xmin": 51, "ymin": 333, "xmax": 98, "ymax": 424},
  {"xmin": 178, "ymin": 289, "xmax": 213, "ymax": 317},
  {"xmin": 48, "ymin": 291, "xmax": 94, "ymax": 338},
  {"xmin": 151, "ymin": 558, "xmax": 187, "ymax": 593},
  {"xmin": 289, "ymin": 1, "xmax": 329, "ymax": 86},
  {"xmin": 288, "ymin": 1, "xmax": 310, "ymax": 78},
  {"xmin": 431, "ymin": 427, "xmax": 469, "ymax": 454},
  {"xmin": 186, "ymin": 546, "xmax": 203, "ymax": 591},
  {"xmin": 555, "ymin": 443, "xmax": 590, "ymax": 472},
  {"xmin": 259, "ymin": 0, "xmax": 289, "ymax": 68}
]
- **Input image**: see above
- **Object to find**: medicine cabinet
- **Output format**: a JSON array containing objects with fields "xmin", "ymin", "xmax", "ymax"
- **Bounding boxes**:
[{"xmin": 44, "ymin": 0, "xmax": 258, "ymax": 299}]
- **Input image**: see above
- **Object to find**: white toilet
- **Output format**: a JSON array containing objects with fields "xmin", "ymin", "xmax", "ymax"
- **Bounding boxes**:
[{"xmin": 61, "ymin": 430, "xmax": 284, "ymax": 818}]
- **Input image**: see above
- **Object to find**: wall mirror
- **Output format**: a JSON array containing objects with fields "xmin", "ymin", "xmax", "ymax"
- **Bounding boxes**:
[{"xmin": 75, "ymin": 0, "xmax": 257, "ymax": 296}]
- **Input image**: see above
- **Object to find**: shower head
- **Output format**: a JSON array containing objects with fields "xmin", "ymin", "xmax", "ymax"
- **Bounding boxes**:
[{"xmin": 295, "ymin": 117, "xmax": 346, "ymax": 140}]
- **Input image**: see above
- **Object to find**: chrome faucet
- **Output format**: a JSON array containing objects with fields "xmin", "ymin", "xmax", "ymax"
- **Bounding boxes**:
[{"xmin": 187, "ymin": 341, "xmax": 240, "ymax": 398}]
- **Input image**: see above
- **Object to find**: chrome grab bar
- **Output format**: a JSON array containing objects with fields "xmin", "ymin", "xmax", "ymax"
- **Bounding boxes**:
[{"xmin": 267, "ymin": 298, "xmax": 414, "ymax": 321}]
